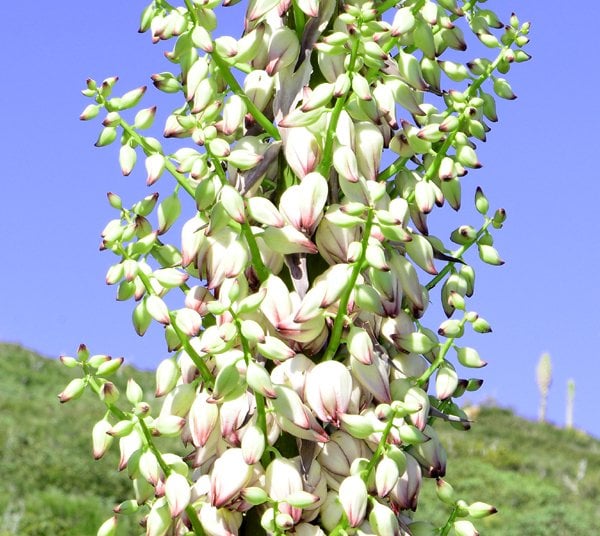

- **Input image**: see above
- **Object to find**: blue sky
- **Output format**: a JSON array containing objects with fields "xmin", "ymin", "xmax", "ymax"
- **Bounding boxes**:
[{"xmin": 2, "ymin": 2, "xmax": 598, "ymax": 437}]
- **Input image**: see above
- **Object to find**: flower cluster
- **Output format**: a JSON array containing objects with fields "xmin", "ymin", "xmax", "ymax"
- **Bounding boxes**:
[{"xmin": 65, "ymin": 0, "xmax": 529, "ymax": 534}]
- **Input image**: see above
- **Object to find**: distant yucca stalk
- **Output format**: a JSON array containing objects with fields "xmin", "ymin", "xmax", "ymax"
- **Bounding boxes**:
[
  {"xmin": 61, "ymin": 1, "xmax": 530, "ymax": 534},
  {"xmin": 536, "ymin": 353, "xmax": 552, "ymax": 423},
  {"xmin": 566, "ymin": 379, "xmax": 575, "ymax": 430}
]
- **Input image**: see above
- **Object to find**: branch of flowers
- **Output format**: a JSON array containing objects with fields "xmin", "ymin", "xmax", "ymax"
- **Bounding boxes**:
[
  {"xmin": 85, "ymin": 371, "xmax": 206, "ymax": 533},
  {"xmin": 137, "ymin": 416, "xmax": 207, "ymax": 536},
  {"xmin": 416, "ymin": 335, "xmax": 455, "ymax": 388},
  {"xmin": 317, "ymin": 37, "xmax": 361, "ymax": 178},
  {"xmin": 118, "ymin": 120, "xmax": 196, "ymax": 197},
  {"xmin": 116, "ymin": 247, "xmax": 214, "ymax": 387},
  {"xmin": 205, "ymin": 147, "xmax": 270, "ymax": 282},
  {"xmin": 322, "ymin": 209, "xmax": 374, "ymax": 361},
  {"xmin": 242, "ymin": 222, "xmax": 270, "ymax": 283},
  {"xmin": 231, "ymin": 313, "xmax": 271, "ymax": 466},
  {"xmin": 82, "ymin": 372, "xmax": 128, "ymax": 421},
  {"xmin": 168, "ymin": 315, "xmax": 215, "ymax": 388},
  {"xmin": 425, "ymin": 217, "xmax": 491, "ymax": 292}
]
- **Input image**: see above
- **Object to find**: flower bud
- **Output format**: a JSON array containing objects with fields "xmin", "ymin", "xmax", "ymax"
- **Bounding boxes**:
[
  {"xmin": 304, "ymin": 361, "xmax": 352, "ymax": 425},
  {"xmin": 369, "ymin": 500, "xmax": 401, "ymax": 536},
  {"xmin": 467, "ymin": 501, "xmax": 498, "ymax": 518},
  {"xmin": 436, "ymin": 363, "xmax": 459, "ymax": 400},
  {"xmin": 58, "ymin": 378, "xmax": 86, "ymax": 403},
  {"xmin": 284, "ymin": 128, "xmax": 322, "ymax": 179},
  {"xmin": 389, "ymin": 453, "xmax": 422, "ymax": 511},
  {"xmin": 454, "ymin": 520, "xmax": 479, "ymax": 536},
  {"xmin": 97, "ymin": 357, "xmax": 124, "ymax": 377},
  {"xmin": 266, "ymin": 457, "xmax": 303, "ymax": 523},
  {"xmin": 405, "ymin": 234, "xmax": 437, "ymax": 275},
  {"xmin": 209, "ymin": 448, "xmax": 253, "ymax": 507},
  {"xmin": 92, "ymin": 417, "xmax": 114, "ymax": 460},
  {"xmin": 97, "ymin": 516, "xmax": 117, "ymax": 536},
  {"xmin": 155, "ymin": 357, "xmax": 179, "ymax": 397},
  {"xmin": 146, "ymin": 498, "xmax": 172, "ymax": 536},
  {"xmin": 436, "ymin": 478, "xmax": 456, "ymax": 505},
  {"xmin": 241, "ymin": 423, "xmax": 266, "ymax": 464},
  {"xmin": 165, "ymin": 472, "xmax": 191, "ymax": 517},
  {"xmin": 391, "ymin": 7, "xmax": 416, "ymax": 36},
  {"xmin": 376, "ymin": 455, "xmax": 400, "ymax": 498},
  {"xmin": 338, "ymin": 475, "xmax": 368, "ymax": 528},
  {"xmin": 241, "ymin": 486, "xmax": 269, "ymax": 505},
  {"xmin": 493, "ymin": 77, "xmax": 516, "ymax": 100}
]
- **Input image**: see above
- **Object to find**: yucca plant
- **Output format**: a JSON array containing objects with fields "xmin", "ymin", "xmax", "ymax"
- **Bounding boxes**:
[{"xmin": 61, "ymin": 1, "xmax": 530, "ymax": 534}]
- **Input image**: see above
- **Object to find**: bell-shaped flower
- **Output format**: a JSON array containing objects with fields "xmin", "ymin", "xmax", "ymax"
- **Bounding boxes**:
[
  {"xmin": 165, "ymin": 472, "xmax": 191, "ymax": 517},
  {"xmin": 266, "ymin": 457, "xmax": 304, "ymax": 524},
  {"xmin": 347, "ymin": 326, "xmax": 375, "ymax": 365},
  {"xmin": 389, "ymin": 453, "xmax": 422, "ymax": 511},
  {"xmin": 375, "ymin": 455, "xmax": 400, "ymax": 498},
  {"xmin": 270, "ymin": 385, "xmax": 328, "ymax": 442},
  {"xmin": 333, "ymin": 145, "xmax": 361, "ymax": 183},
  {"xmin": 243, "ymin": 69, "xmax": 274, "ymax": 112},
  {"xmin": 284, "ymin": 128, "xmax": 321, "ymax": 179},
  {"xmin": 188, "ymin": 391, "xmax": 219, "ymax": 447},
  {"xmin": 338, "ymin": 475, "xmax": 368, "ymax": 528},
  {"xmin": 261, "ymin": 225, "xmax": 318, "ymax": 255},
  {"xmin": 199, "ymin": 503, "xmax": 243, "ymax": 536},
  {"xmin": 203, "ymin": 228, "xmax": 250, "ymax": 289},
  {"xmin": 266, "ymin": 27, "xmax": 300, "ymax": 75},
  {"xmin": 241, "ymin": 423, "xmax": 266, "ymax": 464},
  {"xmin": 315, "ymin": 212, "xmax": 360, "ymax": 265},
  {"xmin": 279, "ymin": 172, "xmax": 328, "ymax": 236},
  {"xmin": 270, "ymin": 353, "xmax": 314, "ymax": 395},
  {"xmin": 209, "ymin": 448, "xmax": 253, "ymax": 508},
  {"xmin": 304, "ymin": 361, "xmax": 352, "ymax": 425},
  {"xmin": 369, "ymin": 500, "xmax": 401, "ymax": 536},
  {"xmin": 354, "ymin": 122, "xmax": 384, "ymax": 181},
  {"xmin": 219, "ymin": 392, "xmax": 253, "ymax": 446},
  {"xmin": 317, "ymin": 431, "xmax": 369, "ymax": 488},
  {"xmin": 408, "ymin": 425, "xmax": 447, "ymax": 478},
  {"xmin": 350, "ymin": 352, "xmax": 391, "ymax": 403}
]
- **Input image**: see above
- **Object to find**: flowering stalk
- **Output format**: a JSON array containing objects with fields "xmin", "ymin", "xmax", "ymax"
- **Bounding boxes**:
[{"xmin": 68, "ymin": 1, "xmax": 531, "ymax": 534}]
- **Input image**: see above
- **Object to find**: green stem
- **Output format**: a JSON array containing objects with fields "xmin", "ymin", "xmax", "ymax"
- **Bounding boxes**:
[
  {"xmin": 440, "ymin": 505, "xmax": 460, "ymax": 536},
  {"xmin": 137, "ymin": 417, "xmax": 208, "ymax": 535},
  {"xmin": 242, "ymin": 221, "xmax": 269, "ymax": 283},
  {"xmin": 206, "ymin": 147, "xmax": 270, "ymax": 282},
  {"xmin": 84, "ymin": 374, "xmax": 128, "ymax": 420},
  {"xmin": 317, "ymin": 37, "xmax": 361, "ymax": 178},
  {"xmin": 364, "ymin": 411, "xmax": 396, "ymax": 477},
  {"xmin": 378, "ymin": 156, "xmax": 409, "ymax": 182},
  {"xmin": 210, "ymin": 52, "xmax": 280, "ymax": 141},
  {"xmin": 416, "ymin": 336, "xmax": 455, "ymax": 387},
  {"xmin": 322, "ymin": 210, "xmax": 374, "ymax": 361},
  {"xmin": 168, "ymin": 313, "xmax": 214, "ymax": 387},
  {"xmin": 231, "ymin": 312, "xmax": 271, "ymax": 466}
]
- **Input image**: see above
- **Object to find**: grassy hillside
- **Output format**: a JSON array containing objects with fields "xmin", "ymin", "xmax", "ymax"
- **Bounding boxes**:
[{"xmin": 0, "ymin": 343, "xmax": 598, "ymax": 535}]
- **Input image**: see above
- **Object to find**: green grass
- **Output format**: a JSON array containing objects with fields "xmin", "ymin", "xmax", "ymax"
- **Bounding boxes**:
[{"xmin": 0, "ymin": 343, "xmax": 599, "ymax": 535}]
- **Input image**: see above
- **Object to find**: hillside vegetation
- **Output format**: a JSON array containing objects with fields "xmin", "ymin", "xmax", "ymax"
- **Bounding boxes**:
[{"xmin": 0, "ymin": 343, "xmax": 598, "ymax": 535}]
